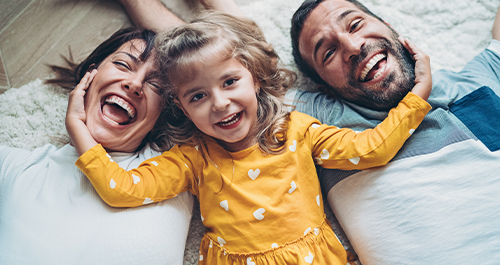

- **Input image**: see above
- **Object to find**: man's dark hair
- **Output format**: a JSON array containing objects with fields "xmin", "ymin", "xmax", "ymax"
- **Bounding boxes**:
[{"xmin": 290, "ymin": 0, "xmax": 385, "ymax": 85}]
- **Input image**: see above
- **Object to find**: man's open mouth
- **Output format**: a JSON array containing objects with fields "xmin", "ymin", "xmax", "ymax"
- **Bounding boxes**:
[
  {"xmin": 359, "ymin": 53, "xmax": 387, "ymax": 82},
  {"xmin": 217, "ymin": 112, "xmax": 241, "ymax": 127},
  {"xmin": 101, "ymin": 95, "xmax": 137, "ymax": 125}
]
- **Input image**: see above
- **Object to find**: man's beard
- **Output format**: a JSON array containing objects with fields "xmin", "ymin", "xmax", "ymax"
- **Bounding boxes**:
[{"xmin": 336, "ymin": 30, "xmax": 416, "ymax": 111}]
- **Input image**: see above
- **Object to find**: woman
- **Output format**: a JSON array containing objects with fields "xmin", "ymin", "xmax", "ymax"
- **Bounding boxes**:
[{"xmin": 0, "ymin": 27, "xmax": 193, "ymax": 265}]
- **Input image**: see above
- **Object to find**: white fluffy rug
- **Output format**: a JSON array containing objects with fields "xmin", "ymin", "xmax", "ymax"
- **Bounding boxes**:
[{"xmin": 1, "ymin": 0, "xmax": 497, "ymax": 264}]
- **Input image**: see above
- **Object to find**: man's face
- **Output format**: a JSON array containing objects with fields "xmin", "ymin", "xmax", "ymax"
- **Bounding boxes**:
[{"xmin": 298, "ymin": 0, "xmax": 415, "ymax": 110}]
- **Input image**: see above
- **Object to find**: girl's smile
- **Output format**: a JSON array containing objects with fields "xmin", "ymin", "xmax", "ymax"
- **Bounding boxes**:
[{"xmin": 176, "ymin": 57, "xmax": 260, "ymax": 152}]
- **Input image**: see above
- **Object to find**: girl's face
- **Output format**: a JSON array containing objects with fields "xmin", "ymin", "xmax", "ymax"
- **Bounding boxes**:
[
  {"xmin": 84, "ymin": 40, "xmax": 163, "ymax": 153},
  {"xmin": 175, "ymin": 57, "xmax": 260, "ymax": 152}
]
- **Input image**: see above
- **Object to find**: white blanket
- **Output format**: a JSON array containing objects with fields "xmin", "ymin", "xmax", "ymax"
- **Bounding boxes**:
[{"xmin": 1, "ymin": 0, "xmax": 497, "ymax": 264}]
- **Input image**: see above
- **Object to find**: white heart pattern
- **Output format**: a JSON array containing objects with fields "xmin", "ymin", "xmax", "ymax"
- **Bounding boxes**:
[
  {"xmin": 314, "ymin": 157, "xmax": 323, "ymax": 165},
  {"xmin": 304, "ymin": 227, "xmax": 311, "ymax": 236},
  {"xmin": 151, "ymin": 161, "xmax": 158, "ymax": 166},
  {"xmin": 247, "ymin": 257, "xmax": 255, "ymax": 265},
  {"xmin": 132, "ymin": 174, "xmax": 140, "ymax": 184},
  {"xmin": 253, "ymin": 208, "xmax": 265, "ymax": 220},
  {"xmin": 316, "ymin": 195, "xmax": 320, "ymax": 206},
  {"xmin": 311, "ymin": 123, "xmax": 320, "ymax": 129},
  {"xmin": 348, "ymin": 157, "xmax": 360, "ymax": 165},
  {"xmin": 217, "ymin": 236, "xmax": 226, "ymax": 247},
  {"xmin": 201, "ymin": 214, "xmax": 204, "ymax": 222},
  {"xmin": 248, "ymin": 169, "xmax": 260, "ymax": 180},
  {"xmin": 143, "ymin": 197, "xmax": 154, "ymax": 204},
  {"xmin": 220, "ymin": 200, "xmax": 229, "ymax": 211},
  {"xmin": 288, "ymin": 181, "xmax": 297, "ymax": 194},
  {"xmin": 320, "ymin": 149, "xmax": 329, "ymax": 160},
  {"xmin": 289, "ymin": 140, "xmax": 297, "ymax": 152},
  {"xmin": 271, "ymin": 243, "xmax": 279, "ymax": 248},
  {"xmin": 199, "ymin": 254, "xmax": 203, "ymax": 261},
  {"xmin": 304, "ymin": 252, "xmax": 314, "ymax": 264},
  {"xmin": 109, "ymin": 179, "xmax": 116, "ymax": 189},
  {"xmin": 314, "ymin": 228, "xmax": 319, "ymax": 235},
  {"xmin": 409, "ymin": 128, "xmax": 415, "ymax": 135}
]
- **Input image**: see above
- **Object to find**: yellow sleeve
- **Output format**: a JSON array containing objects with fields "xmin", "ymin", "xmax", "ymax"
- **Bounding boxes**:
[
  {"xmin": 307, "ymin": 92, "xmax": 431, "ymax": 170},
  {"xmin": 75, "ymin": 144, "xmax": 199, "ymax": 208}
]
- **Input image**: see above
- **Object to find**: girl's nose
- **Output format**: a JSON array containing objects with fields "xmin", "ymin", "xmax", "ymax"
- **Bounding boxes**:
[{"xmin": 212, "ymin": 91, "xmax": 231, "ymax": 112}]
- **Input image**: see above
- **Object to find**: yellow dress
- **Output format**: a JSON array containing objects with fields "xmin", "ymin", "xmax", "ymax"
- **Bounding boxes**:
[{"xmin": 77, "ymin": 92, "xmax": 430, "ymax": 264}]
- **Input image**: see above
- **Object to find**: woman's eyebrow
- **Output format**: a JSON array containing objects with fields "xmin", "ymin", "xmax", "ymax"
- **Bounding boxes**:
[{"xmin": 116, "ymin": 51, "xmax": 140, "ymax": 63}]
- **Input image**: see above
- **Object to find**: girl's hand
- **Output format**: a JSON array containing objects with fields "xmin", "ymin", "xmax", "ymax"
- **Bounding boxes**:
[
  {"xmin": 399, "ymin": 37, "xmax": 432, "ymax": 101},
  {"xmin": 66, "ymin": 69, "xmax": 99, "ymax": 156}
]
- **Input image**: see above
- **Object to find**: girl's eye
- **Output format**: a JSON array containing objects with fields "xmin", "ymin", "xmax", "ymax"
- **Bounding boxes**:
[
  {"xmin": 191, "ymin": 93, "xmax": 205, "ymax": 102},
  {"xmin": 224, "ymin": 78, "xmax": 237, "ymax": 87},
  {"xmin": 350, "ymin": 19, "xmax": 362, "ymax": 32}
]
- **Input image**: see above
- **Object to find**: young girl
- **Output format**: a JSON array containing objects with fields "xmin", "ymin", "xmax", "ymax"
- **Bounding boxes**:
[{"xmin": 67, "ymin": 12, "xmax": 431, "ymax": 265}]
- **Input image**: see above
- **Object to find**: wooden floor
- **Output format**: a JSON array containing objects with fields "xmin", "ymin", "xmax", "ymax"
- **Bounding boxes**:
[{"xmin": 0, "ymin": 0, "xmax": 249, "ymax": 94}]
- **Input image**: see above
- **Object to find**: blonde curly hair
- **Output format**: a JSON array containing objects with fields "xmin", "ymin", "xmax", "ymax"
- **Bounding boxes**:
[{"xmin": 156, "ymin": 11, "xmax": 296, "ymax": 154}]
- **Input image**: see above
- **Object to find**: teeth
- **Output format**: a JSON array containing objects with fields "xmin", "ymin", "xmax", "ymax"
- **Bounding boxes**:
[
  {"xmin": 105, "ymin": 96, "xmax": 136, "ymax": 118},
  {"xmin": 218, "ymin": 113, "xmax": 240, "ymax": 126},
  {"xmin": 360, "ymin": 53, "xmax": 387, "ymax": 81}
]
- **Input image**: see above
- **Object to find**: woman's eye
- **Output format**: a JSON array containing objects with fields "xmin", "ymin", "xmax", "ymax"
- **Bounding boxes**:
[
  {"xmin": 148, "ymin": 82, "xmax": 161, "ymax": 94},
  {"xmin": 224, "ymin": 78, "xmax": 237, "ymax": 87},
  {"xmin": 113, "ymin": 61, "xmax": 130, "ymax": 69}
]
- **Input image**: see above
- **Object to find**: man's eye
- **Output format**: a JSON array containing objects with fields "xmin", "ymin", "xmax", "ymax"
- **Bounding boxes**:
[
  {"xmin": 224, "ymin": 79, "xmax": 237, "ymax": 87},
  {"xmin": 350, "ymin": 19, "xmax": 362, "ymax": 32},
  {"xmin": 323, "ymin": 49, "xmax": 335, "ymax": 63}
]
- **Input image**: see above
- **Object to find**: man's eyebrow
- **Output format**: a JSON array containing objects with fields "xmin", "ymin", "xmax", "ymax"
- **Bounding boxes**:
[
  {"xmin": 313, "ymin": 37, "xmax": 326, "ymax": 64},
  {"xmin": 337, "ymin": 9, "xmax": 357, "ymax": 23}
]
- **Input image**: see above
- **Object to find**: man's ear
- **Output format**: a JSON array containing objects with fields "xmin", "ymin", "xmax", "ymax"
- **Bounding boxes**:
[{"xmin": 174, "ymin": 98, "xmax": 190, "ymax": 119}]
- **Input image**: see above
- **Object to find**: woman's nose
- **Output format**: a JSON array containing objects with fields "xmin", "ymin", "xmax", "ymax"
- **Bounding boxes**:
[{"xmin": 122, "ymin": 76, "xmax": 143, "ymax": 97}]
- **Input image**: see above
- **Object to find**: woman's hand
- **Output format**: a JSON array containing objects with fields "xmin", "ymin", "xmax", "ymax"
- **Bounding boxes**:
[
  {"xmin": 399, "ymin": 37, "xmax": 432, "ymax": 101},
  {"xmin": 65, "ymin": 69, "xmax": 99, "ymax": 156},
  {"xmin": 66, "ymin": 69, "xmax": 96, "ymax": 124}
]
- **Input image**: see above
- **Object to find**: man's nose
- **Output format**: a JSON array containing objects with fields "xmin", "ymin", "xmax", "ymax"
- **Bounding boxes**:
[{"xmin": 341, "ymin": 34, "xmax": 365, "ymax": 61}]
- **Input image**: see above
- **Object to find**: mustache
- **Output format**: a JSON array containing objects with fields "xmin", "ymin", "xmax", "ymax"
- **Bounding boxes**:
[{"xmin": 348, "ymin": 38, "xmax": 396, "ymax": 80}]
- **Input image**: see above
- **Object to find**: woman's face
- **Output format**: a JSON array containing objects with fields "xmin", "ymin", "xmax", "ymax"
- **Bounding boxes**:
[{"xmin": 83, "ymin": 39, "xmax": 162, "ymax": 153}]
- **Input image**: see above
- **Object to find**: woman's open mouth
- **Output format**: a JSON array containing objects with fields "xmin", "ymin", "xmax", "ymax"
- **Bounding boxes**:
[{"xmin": 101, "ymin": 95, "xmax": 137, "ymax": 125}]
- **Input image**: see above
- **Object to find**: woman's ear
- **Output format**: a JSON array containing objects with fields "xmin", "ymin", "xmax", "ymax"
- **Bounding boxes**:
[{"xmin": 174, "ymin": 98, "xmax": 190, "ymax": 119}]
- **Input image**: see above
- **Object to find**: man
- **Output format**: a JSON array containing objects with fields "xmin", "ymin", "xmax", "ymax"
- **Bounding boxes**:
[{"xmin": 288, "ymin": 0, "xmax": 500, "ymax": 264}]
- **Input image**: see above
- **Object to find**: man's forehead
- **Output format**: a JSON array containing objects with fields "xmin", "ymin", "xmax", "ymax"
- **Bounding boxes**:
[{"xmin": 298, "ymin": 0, "xmax": 362, "ymax": 61}]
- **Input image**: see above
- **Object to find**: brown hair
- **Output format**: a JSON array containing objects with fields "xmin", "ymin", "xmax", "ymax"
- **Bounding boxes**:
[{"xmin": 156, "ymin": 11, "xmax": 296, "ymax": 154}]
